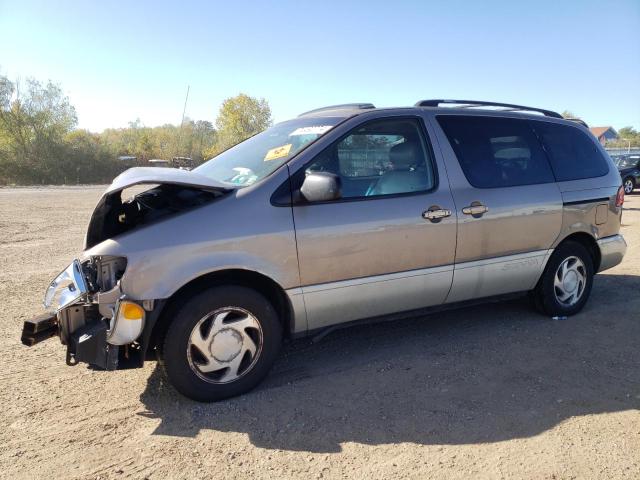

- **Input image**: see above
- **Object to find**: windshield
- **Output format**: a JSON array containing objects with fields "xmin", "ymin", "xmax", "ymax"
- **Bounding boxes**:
[{"xmin": 195, "ymin": 117, "xmax": 343, "ymax": 186}]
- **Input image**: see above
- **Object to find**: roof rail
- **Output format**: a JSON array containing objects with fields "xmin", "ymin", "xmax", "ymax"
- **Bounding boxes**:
[
  {"xmin": 415, "ymin": 99, "xmax": 563, "ymax": 119},
  {"xmin": 298, "ymin": 103, "xmax": 375, "ymax": 117},
  {"xmin": 564, "ymin": 117, "xmax": 589, "ymax": 128}
]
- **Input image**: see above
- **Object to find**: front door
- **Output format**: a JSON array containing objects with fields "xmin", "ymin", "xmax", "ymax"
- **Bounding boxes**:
[
  {"xmin": 431, "ymin": 114, "xmax": 563, "ymax": 303},
  {"xmin": 290, "ymin": 116, "xmax": 457, "ymax": 330}
]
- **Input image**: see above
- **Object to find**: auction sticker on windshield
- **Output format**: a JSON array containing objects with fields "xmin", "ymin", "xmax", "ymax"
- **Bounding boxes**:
[
  {"xmin": 264, "ymin": 144, "xmax": 292, "ymax": 161},
  {"xmin": 290, "ymin": 125, "xmax": 333, "ymax": 136}
]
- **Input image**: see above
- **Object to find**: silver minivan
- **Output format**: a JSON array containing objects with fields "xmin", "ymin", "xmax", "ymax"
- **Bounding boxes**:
[{"xmin": 22, "ymin": 100, "xmax": 627, "ymax": 401}]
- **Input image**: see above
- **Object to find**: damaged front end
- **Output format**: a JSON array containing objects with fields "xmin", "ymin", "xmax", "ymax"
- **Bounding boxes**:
[
  {"xmin": 22, "ymin": 256, "xmax": 140, "ymax": 370},
  {"xmin": 21, "ymin": 167, "xmax": 232, "ymax": 370}
]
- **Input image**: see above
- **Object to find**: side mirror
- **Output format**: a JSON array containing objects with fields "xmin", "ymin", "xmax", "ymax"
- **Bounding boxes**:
[{"xmin": 300, "ymin": 172, "xmax": 342, "ymax": 203}]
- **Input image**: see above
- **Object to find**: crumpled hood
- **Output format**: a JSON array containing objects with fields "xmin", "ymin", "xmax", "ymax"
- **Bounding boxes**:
[
  {"xmin": 85, "ymin": 167, "xmax": 231, "ymax": 250},
  {"xmin": 105, "ymin": 167, "xmax": 229, "ymax": 194}
]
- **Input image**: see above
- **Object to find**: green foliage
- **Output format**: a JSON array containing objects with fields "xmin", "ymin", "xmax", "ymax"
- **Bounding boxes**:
[
  {"xmin": 561, "ymin": 110, "xmax": 580, "ymax": 120},
  {"xmin": 0, "ymin": 75, "xmax": 270, "ymax": 184},
  {"xmin": 606, "ymin": 126, "xmax": 640, "ymax": 148},
  {"xmin": 618, "ymin": 126, "xmax": 638, "ymax": 139},
  {"xmin": 63, "ymin": 130, "xmax": 122, "ymax": 183},
  {"xmin": 0, "ymin": 76, "xmax": 78, "ymax": 183},
  {"xmin": 99, "ymin": 119, "xmax": 216, "ymax": 165},
  {"xmin": 207, "ymin": 93, "xmax": 272, "ymax": 157}
]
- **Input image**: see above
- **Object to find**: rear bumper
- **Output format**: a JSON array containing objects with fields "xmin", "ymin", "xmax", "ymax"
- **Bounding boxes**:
[{"xmin": 597, "ymin": 234, "xmax": 627, "ymax": 272}]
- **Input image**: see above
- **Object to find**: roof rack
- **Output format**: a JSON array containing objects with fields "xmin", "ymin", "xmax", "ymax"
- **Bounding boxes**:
[
  {"xmin": 298, "ymin": 103, "xmax": 375, "ymax": 117},
  {"xmin": 415, "ymin": 99, "xmax": 563, "ymax": 119},
  {"xmin": 564, "ymin": 117, "xmax": 589, "ymax": 128}
]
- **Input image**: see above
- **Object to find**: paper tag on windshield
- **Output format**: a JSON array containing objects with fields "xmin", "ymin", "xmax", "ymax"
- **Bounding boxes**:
[
  {"xmin": 264, "ymin": 143, "xmax": 292, "ymax": 161},
  {"xmin": 290, "ymin": 126, "xmax": 333, "ymax": 136}
]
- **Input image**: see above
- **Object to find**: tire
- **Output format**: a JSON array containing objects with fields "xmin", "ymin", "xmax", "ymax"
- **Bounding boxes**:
[
  {"xmin": 531, "ymin": 240, "xmax": 594, "ymax": 317},
  {"xmin": 163, "ymin": 286, "xmax": 282, "ymax": 402},
  {"xmin": 623, "ymin": 177, "xmax": 635, "ymax": 195}
]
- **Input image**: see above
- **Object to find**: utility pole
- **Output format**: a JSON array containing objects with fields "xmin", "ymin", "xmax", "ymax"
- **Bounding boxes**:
[{"xmin": 175, "ymin": 85, "xmax": 190, "ymax": 159}]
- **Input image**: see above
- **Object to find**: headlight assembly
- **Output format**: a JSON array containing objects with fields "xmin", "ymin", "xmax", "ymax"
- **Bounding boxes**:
[{"xmin": 43, "ymin": 260, "xmax": 88, "ymax": 311}]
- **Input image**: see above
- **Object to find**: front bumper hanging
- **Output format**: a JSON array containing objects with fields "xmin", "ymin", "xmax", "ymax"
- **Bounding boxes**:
[
  {"xmin": 21, "ymin": 259, "xmax": 122, "ymax": 370},
  {"xmin": 21, "ymin": 309, "xmax": 119, "ymax": 370},
  {"xmin": 22, "ymin": 258, "xmax": 163, "ymax": 371},
  {"xmin": 67, "ymin": 320, "xmax": 119, "ymax": 370},
  {"xmin": 21, "ymin": 312, "xmax": 58, "ymax": 346}
]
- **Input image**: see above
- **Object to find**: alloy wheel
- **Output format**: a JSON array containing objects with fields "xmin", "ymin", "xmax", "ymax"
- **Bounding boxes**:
[{"xmin": 624, "ymin": 178, "xmax": 634, "ymax": 194}]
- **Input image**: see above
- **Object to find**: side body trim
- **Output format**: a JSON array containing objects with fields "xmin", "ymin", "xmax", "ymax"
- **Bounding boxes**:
[
  {"xmin": 288, "ymin": 250, "xmax": 554, "ymax": 335},
  {"xmin": 446, "ymin": 249, "xmax": 552, "ymax": 303},
  {"xmin": 284, "ymin": 288, "xmax": 308, "ymax": 334},
  {"xmin": 302, "ymin": 265, "xmax": 451, "ymax": 293},
  {"xmin": 562, "ymin": 197, "xmax": 610, "ymax": 206},
  {"xmin": 290, "ymin": 265, "xmax": 453, "ymax": 332}
]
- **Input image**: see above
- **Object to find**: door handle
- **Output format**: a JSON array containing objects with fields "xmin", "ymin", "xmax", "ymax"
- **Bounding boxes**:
[
  {"xmin": 422, "ymin": 207, "xmax": 452, "ymax": 222},
  {"xmin": 462, "ymin": 202, "xmax": 489, "ymax": 217}
]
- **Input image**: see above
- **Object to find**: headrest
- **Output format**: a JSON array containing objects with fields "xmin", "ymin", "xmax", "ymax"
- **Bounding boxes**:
[{"xmin": 389, "ymin": 142, "xmax": 419, "ymax": 169}]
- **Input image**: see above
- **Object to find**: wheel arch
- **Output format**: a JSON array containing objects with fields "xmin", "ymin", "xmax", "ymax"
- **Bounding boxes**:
[
  {"xmin": 145, "ymin": 269, "xmax": 295, "ymax": 357},
  {"xmin": 554, "ymin": 232, "xmax": 601, "ymax": 272}
]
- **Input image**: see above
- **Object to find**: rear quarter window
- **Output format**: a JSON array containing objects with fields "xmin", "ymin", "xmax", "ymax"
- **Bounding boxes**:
[
  {"xmin": 436, "ymin": 115, "xmax": 555, "ymax": 188},
  {"xmin": 530, "ymin": 121, "xmax": 609, "ymax": 181}
]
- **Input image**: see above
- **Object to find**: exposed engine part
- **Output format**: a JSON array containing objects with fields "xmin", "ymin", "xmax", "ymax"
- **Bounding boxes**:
[
  {"xmin": 85, "ymin": 184, "xmax": 225, "ymax": 249},
  {"xmin": 81, "ymin": 256, "xmax": 127, "ymax": 294},
  {"xmin": 57, "ymin": 303, "xmax": 101, "ymax": 345},
  {"xmin": 94, "ymin": 256, "xmax": 127, "ymax": 292}
]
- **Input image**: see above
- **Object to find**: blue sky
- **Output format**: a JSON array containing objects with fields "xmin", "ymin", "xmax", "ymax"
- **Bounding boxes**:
[{"xmin": 1, "ymin": 0, "xmax": 639, "ymax": 131}]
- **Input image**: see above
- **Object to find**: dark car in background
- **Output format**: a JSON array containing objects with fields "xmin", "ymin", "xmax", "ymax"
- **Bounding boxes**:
[{"xmin": 616, "ymin": 155, "xmax": 640, "ymax": 194}]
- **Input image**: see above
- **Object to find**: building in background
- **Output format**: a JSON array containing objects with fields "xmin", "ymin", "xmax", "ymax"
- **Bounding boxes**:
[{"xmin": 589, "ymin": 126, "xmax": 618, "ymax": 145}]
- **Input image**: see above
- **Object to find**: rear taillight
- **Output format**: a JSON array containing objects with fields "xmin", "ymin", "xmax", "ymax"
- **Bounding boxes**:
[{"xmin": 615, "ymin": 185, "xmax": 625, "ymax": 207}]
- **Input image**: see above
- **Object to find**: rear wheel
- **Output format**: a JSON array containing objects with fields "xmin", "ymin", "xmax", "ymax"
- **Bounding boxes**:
[
  {"xmin": 531, "ymin": 241, "xmax": 594, "ymax": 317},
  {"xmin": 163, "ymin": 286, "xmax": 282, "ymax": 401},
  {"xmin": 623, "ymin": 177, "xmax": 635, "ymax": 194}
]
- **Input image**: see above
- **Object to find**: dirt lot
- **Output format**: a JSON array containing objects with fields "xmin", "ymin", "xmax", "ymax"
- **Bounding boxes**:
[{"xmin": 0, "ymin": 186, "xmax": 638, "ymax": 480}]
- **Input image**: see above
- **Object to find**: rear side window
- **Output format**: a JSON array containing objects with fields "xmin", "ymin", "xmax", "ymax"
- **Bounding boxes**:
[
  {"xmin": 530, "ymin": 121, "xmax": 609, "ymax": 181},
  {"xmin": 437, "ymin": 115, "xmax": 555, "ymax": 188}
]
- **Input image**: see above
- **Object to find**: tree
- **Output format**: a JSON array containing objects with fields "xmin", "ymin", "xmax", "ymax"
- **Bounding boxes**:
[
  {"xmin": 64, "ymin": 129, "xmax": 122, "ymax": 183},
  {"xmin": 606, "ymin": 126, "xmax": 640, "ymax": 149},
  {"xmin": 0, "ymin": 75, "xmax": 77, "ymax": 183},
  {"xmin": 99, "ymin": 119, "xmax": 217, "ymax": 166},
  {"xmin": 193, "ymin": 120, "xmax": 216, "ymax": 161},
  {"xmin": 561, "ymin": 110, "xmax": 580, "ymax": 120},
  {"xmin": 209, "ymin": 93, "xmax": 271, "ymax": 156},
  {"xmin": 618, "ymin": 127, "xmax": 638, "ymax": 139},
  {"xmin": 0, "ymin": 73, "xmax": 265, "ymax": 184}
]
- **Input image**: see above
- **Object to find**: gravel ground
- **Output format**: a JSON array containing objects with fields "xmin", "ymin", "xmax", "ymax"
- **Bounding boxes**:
[{"xmin": 0, "ymin": 186, "xmax": 638, "ymax": 480}]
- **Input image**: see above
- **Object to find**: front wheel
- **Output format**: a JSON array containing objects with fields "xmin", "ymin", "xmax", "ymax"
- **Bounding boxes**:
[
  {"xmin": 531, "ymin": 241, "xmax": 594, "ymax": 317},
  {"xmin": 623, "ymin": 177, "xmax": 635, "ymax": 194},
  {"xmin": 163, "ymin": 286, "xmax": 282, "ymax": 402}
]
